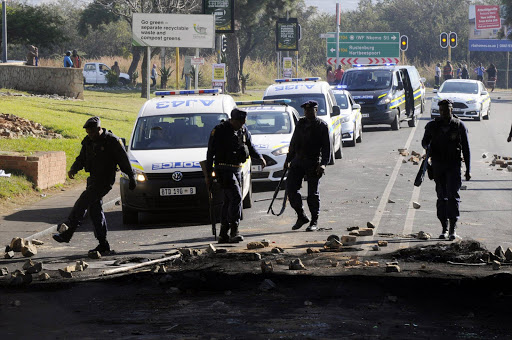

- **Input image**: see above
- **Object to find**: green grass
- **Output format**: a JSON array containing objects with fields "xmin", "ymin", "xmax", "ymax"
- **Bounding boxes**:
[{"xmin": 0, "ymin": 88, "xmax": 265, "ymax": 202}]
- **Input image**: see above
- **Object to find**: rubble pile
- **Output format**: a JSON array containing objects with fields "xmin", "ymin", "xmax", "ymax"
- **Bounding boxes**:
[
  {"xmin": 390, "ymin": 240, "xmax": 490, "ymax": 263},
  {"xmin": 398, "ymin": 148, "xmax": 425, "ymax": 165},
  {"xmin": 0, "ymin": 113, "xmax": 62, "ymax": 139},
  {"xmin": 488, "ymin": 154, "xmax": 512, "ymax": 172}
]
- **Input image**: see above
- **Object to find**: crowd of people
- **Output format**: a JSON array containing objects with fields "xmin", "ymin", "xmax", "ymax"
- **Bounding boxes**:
[{"xmin": 435, "ymin": 60, "xmax": 498, "ymax": 91}]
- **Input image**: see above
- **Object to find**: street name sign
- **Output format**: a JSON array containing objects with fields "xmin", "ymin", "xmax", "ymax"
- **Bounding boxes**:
[{"xmin": 326, "ymin": 32, "xmax": 400, "ymax": 64}]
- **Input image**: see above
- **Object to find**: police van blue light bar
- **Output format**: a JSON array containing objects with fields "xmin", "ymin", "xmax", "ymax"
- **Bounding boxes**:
[
  {"xmin": 353, "ymin": 63, "xmax": 396, "ymax": 67},
  {"xmin": 335, "ymin": 85, "xmax": 348, "ymax": 89},
  {"xmin": 236, "ymin": 99, "xmax": 291, "ymax": 106},
  {"xmin": 154, "ymin": 89, "xmax": 222, "ymax": 96},
  {"xmin": 274, "ymin": 77, "xmax": 321, "ymax": 83}
]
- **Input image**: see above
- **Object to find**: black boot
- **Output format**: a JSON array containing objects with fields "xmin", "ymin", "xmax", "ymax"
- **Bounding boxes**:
[
  {"xmin": 292, "ymin": 211, "xmax": 310, "ymax": 230},
  {"xmin": 306, "ymin": 216, "xmax": 318, "ymax": 232},
  {"xmin": 218, "ymin": 225, "xmax": 230, "ymax": 244},
  {"xmin": 448, "ymin": 219, "xmax": 460, "ymax": 241},
  {"xmin": 52, "ymin": 223, "xmax": 75, "ymax": 243},
  {"xmin": 229, "ymin": 224, "xmax": 244, "ymax": 243},
  {"xmin": 89, "ymin": 240, "xmax": 110, "ymax": 255},
  {"xmin": 439, "ymin": 220, "xmax": 449, "ymax": 239}
]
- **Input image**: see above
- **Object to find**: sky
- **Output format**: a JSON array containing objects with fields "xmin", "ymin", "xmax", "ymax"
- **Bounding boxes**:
[{"xmin": 24, "ymin": 0, "xmax": 360, "ymax": 12}]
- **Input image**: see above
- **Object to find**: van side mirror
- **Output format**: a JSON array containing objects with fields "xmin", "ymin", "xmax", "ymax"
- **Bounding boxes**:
[
  {"xmin": 420, "ymin": 77, "xmax": 426, "ymax": 83},
  {"xmin": 481, "ymin": 90, "xmax": 488, "ymax": 95},
  {"xmin": 332, "ymin": 105, "xmax": 340, "ymax": 116},
  {"xmin": 432, "ymin": 89, "xmax": 438, "ymax": 93},
  {"xmin": 352, "ymin": 103, "xmax": 361, "ymax": 110},
  {"xmin": 120, "ymin": 138, "xmax": 127, "ymax": 151}
]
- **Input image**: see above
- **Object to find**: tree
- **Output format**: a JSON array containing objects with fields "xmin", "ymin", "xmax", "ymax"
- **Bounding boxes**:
[
  {"xmin": 78, "ymin": 1, "xmax": 121, "ymax": 36},
  {"xmin": 0, "ymin": 4, "xmax": 67, "ymax": 48}
]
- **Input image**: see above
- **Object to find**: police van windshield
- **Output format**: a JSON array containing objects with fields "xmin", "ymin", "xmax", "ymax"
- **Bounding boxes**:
[
  {"xmin": 263, "ymin": 94, "xmax": 327, "ymax": 116},
  {"xmin": 439, "ymin": 81, "xmax": 478, "ymax": 94},
  {"xmin": 131, "ymin": 113, "xmax": 227, "ymax": 150},
  {"xmin": 341, "ymin": 70, "xmax": 392, "ymax": 91},
  {"xmin": 332, "ymin": 93, "xmax": 349, "ymax": 109},
  {"xmin": 246, "ymin": 109, "xmax": 292, "ymax": 134}
]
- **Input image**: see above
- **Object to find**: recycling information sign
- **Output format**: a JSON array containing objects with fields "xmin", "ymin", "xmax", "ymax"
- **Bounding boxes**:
[{"xmin": 326, "ymin": 32, "xmax": 400, "ymax": 58}]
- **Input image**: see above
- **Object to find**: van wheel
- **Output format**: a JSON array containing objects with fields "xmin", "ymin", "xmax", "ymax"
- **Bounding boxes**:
[
  {"xmin": 391, "ymin": 112, "xmax": 400, "ymax": 130},
  {"xmin": 242, "ymin": 178, "xmax": 253, "ymax": 208},
  {"xmin": 328, "ymin": 143, "xmax": 336, "ymax": 165},
  {"xmin": 408, "ymin": 114, "xmax": 418, "ymax": 127},
  {"xmin": 122, "ymin": 206, "xmax": 138, "ymax": 225},
  {"xmin": 356, "ymin": 124, "xmax": 362, "ymax": 143}
]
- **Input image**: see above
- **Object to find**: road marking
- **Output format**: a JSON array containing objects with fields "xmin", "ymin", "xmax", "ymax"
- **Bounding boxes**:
[
  {"xmin": 360, "ymin": 121, "xmax": 420, "ymax": 255},
  {"xmin": 399, "ymin": 185, "xmax": 421, "ymax": 249}
]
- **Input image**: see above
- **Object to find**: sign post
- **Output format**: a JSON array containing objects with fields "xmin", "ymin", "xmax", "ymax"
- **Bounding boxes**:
[
  {"xmin": 326, "ymin": 32, "xmax": 400, "ymax": 66},
  {"xmin": 132, "ymin": 13, "xmax": 215, "ymax": 98},
  {"xmin": 335, "ymin": 3, "xmax": 340, "ymax": 70},
  {"xmin": 212, "ymin": 63, "xmax": 226, "ymax": 92}
]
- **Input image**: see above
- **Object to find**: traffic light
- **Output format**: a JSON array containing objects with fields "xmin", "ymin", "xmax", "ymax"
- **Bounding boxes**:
[
  {"xmin": 440, "ymin": 32, "xmax": 448, "ymax": 48},
  {"xmin": 400, "ymin": 35, "xmax": 408, "ymax": 51},
  {"xmin": 221, "ymin": 34, "xmax": 227, "ymax": 52},
  {"xmin": 449, "ymin": 32, "xmax": 457, "ymax": 48}
]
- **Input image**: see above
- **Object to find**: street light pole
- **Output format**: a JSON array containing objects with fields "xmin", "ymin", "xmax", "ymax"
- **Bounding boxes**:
[{"xmin": 2, "ymin": 0, "xmax": 7, "ymax": 63}]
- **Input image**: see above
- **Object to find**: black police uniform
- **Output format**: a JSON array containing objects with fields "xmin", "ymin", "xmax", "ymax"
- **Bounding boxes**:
[
  {"xmin": 422, "ymin": 115, "xmax": 470, "ymax": 237},
  {"xmin": 206, "ymin": 118, "xmax": 262, "ymax": 242},
  {"xmin": 286, "ymin": 106, "xmax": 331, "ymax": 230},
  {"xmin": 53, "ymin": 117, "xmax": 134, "ymax": 252}
]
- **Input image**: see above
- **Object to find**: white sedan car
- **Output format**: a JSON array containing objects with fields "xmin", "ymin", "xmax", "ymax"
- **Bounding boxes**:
[
  {"xmin": 331, "ymin": 87, "xmax": 362, "ymax": 146},
  {"xmin": 237, "ymin": 100, "xmax": 300, "ymax": 182},
  {"xmin": 431, "ymin": 79, "xmax": 491, "ymax": 121}
]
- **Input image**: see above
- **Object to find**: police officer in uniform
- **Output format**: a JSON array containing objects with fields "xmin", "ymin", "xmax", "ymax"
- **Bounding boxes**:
[
  {"xmin": 422, "ymin": 99, "xmax": 471, "ymax": 241},
  {"xmin": 285, "ymin": 100, "xmax": 331, "ymax": 231},
  {"xmin": 53, "ymin": 117, "xmax": 136, "ymax": 254},
  {"xmin": 206, "ymin": 108, "xmax": 266, "ymax": 243}
]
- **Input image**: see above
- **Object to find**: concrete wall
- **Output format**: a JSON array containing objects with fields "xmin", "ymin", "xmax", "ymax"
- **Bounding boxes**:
[
  {"xmin": 0, "ymin": 151, "xmax": 67, "ymax": 190},
  {"xmin": 0, "ymin": 64, "xmax": 84, "ymax": 99}
]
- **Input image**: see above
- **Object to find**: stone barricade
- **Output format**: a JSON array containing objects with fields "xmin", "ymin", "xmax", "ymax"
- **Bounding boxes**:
[
  {"xmin": 0, "ymin": 151, "xmax": 67, "ymax": 190},
  {"xmin": 0, "ymin": 64, "xmax": 83, "ymax": 99}
]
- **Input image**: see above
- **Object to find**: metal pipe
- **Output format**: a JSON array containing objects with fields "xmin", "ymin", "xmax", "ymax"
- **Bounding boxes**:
[{"xmin": 2, "ymin": 0, "xmax": 7, "ymax": 63}]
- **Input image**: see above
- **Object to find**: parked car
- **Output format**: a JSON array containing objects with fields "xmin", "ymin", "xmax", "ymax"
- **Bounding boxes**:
[
  {"xmin": 331, "ymin": 86, "xmax": 362, "ymax": 147},
  {"xmin": 431, "ymin": 79, "xmax": 491, "ymax": 121},
  {"xmin": 83, "ymin": 62, "xmax": 130, "ymax": 85}
]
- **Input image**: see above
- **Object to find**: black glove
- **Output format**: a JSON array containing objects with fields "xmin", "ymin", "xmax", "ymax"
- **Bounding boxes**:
[
  {"xmin": 129, "ymin": 177, "xmax": 137, "ymax": 190},
  {"xmin": 465, "ymin": 170, "xmax": 471, "ymax": 181}
]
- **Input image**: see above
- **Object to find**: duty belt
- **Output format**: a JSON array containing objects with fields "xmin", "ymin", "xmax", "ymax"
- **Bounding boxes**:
[{"xmin": 217, "ymin": 162, "xmax": 242, "ymax": 168}]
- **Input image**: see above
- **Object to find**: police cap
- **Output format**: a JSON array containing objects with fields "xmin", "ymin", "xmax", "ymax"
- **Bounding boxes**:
[
  {"xmin": 83, "ymin": 116, "xmax": 101, "ymax": 129},
  {"xmin": 300, "ymin": 100, "xmax": 318, "ymax": 109},
  {"xmin": 438, "ymin": 99, "xmax": 453, "ymax": 107},
  {"xmin": 231, "ymin": 108, "xmax": 247, "ymax": 120}
]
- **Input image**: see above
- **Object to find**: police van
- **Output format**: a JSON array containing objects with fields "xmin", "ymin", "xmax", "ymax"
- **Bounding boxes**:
[
  {"xmin": 119, "ymin": 89, "xmax": 253, "ymax": 224},
  {"xmin": 262, "ymin": 78, "xmax": 343, "ymax": 164},
  {"xmin": 340, "ymin": 64, "xmax": 426, "ymax": 130},
  {"xmin": 236, "ymin": 99, "xmax": 300, "ymax": 182}
]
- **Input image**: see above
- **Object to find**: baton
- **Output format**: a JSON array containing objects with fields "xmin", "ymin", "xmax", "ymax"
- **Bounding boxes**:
[{"xmin": 267, "ymin": 167, "xmax": 288, "ymax": 216}]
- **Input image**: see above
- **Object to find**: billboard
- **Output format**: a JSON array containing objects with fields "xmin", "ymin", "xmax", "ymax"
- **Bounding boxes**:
[
  {"xmin": 132, "ymin": 13, "xmax": 215, "ymax": 48},
  {"xmin": 203, "ymin": 0, "xmax": 235, "ymax": 33},
  {"xmin": 276, "ymin": 18, "xmax": 299, "ymax": 51},
  {"xmin": 468, "ymin": 5, "xmax": 512, "ymax": 52}
]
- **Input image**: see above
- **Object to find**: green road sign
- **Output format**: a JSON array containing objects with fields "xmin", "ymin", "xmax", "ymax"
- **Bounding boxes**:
[{"xmin": 326, "ymin": 32, "xmax": 400, "ymax": 58}]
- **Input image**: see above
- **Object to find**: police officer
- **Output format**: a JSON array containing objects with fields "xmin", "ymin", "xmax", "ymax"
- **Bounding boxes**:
[
  {"xmin": 285, "ymin": 100, "xmax": 331, "ymax": 231},
  {"xmin": 422, "ymin": 99, "xmax": 471, "ymax": 241},
  {"xmin": 206, "ymin": 108, "xmax": 266, "ymax": 243},
  {"xmin": 53, "ymin": 117, "xmax": 136, "ymax": 254}
]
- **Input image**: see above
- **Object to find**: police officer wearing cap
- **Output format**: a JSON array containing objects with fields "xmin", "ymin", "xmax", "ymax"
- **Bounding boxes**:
[
  {"xmin": 53, "ymin": 116, "xmax": 136, "ymax": 254},
  {"xmin": 206, "ymin": 108, "xmax": 266, "ymax": 243},
  {"xmin": 422, "ymin": 99, "xmax": 471, "ymax": 241},
  {"xmin": 285, "ymin": 100, "xmax": 331, "ymax": 231}
]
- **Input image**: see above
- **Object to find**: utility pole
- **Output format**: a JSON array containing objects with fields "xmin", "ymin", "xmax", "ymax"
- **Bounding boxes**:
[
  {"xmin": 2, "ymin": 0, "xmax": 7, "ymax": 63},
  {"xmin": 336, "ymin": 3, "xmax": 340, "ymax": 70}
]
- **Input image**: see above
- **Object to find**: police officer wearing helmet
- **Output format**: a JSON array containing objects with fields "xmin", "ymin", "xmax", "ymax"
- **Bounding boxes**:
[
  {"xmin": 422, "ymin": 99, "xmax": 471, "ymax": 241},
  {"xmin": 285, "ymin": 100, "xmax": 331, "ymax": 231},
  {"xmin": 53, "ymin": 117, "xmax": 136, "ymax": 254},
  {"xmin": 206, "ymin": 108, "xmax": 266, "ymax": 243}
]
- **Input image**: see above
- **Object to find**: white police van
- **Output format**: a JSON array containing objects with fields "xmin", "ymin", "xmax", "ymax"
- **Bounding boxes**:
[
  {"xmin": 120, "ymin": 89, "xmax": 252, "ymax": 224},
  {"xmin": 331, "ymin": 86, "xmax": 362, "ymax": 147},
  {"xmin": 236, "ymin": 99, "xmax": 300, "ymax": 182},
  {"xmin": 262, "ymin": 78, "xmax": 343, "ymax": 164}
]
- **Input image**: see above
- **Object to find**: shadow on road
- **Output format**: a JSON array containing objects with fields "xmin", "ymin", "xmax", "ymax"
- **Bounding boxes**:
[{"xmin": 3, "ymin": 207, "xmax": 70, "ymax": 223}]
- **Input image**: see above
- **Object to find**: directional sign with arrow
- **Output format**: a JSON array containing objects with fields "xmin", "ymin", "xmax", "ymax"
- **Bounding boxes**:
[{"xmin": 326, "ymin": 32, "xmax": 400, "ymax": 63}]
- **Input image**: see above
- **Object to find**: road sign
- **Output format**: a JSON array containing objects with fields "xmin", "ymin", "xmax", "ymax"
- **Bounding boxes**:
[
  {"xmin": 327, "ymin": 57, "xmax": 400, "ymax": 66},
  {"xmin": 320, "ymin": 33, "xmax": 335, "ymax": 39},
  {"xmin": 191, "ymin": 57, "xmax": 205, "ymax": 65},
  {"xmin": 326, "ymin": 32, "xmax": 400, "ymax": 59}
]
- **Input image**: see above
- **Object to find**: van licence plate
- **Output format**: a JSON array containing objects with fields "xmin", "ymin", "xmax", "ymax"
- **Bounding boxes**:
[
  {"xmin": 362, "ymin": 113, "xmax": 370, "ymax": 118},
  {"xmin": 160, "ymin": 187, "xmax": 196, "ymax": 196},
  {"xmin": 251, "ymin": 165, "xmax": 262, "ymax": 172}
]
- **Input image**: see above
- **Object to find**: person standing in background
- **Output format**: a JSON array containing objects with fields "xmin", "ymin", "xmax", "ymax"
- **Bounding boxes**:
[
  {"xmin": 443, "ymin": 61, "xmax": 453, "ymax": 81},
  {"xmin": 151, "ymin": 64, "xmax": 158, "ymax": 88},
  {"xmin": 26, "ymin": 45, "xmax": 38, "ymax": 66},
  {"xmin": 334, "ymin": 65, "xmax": 344, "ymax": 85},
  {"xmin": 64, "ymin": 51, "xmax": 73, "ymax": 68},
  {"xmin": 434, "ymin": 63, "xmax": 441, "ymax": 88},
  {"xmin": 475, "ymin": 63, "xmax": 485, "ymax": 81},
  {"xmin": 486, "ymin": 63, "xmax": 497, "ymax": 92},
  {"xmin": 71, "ymin": 50, "xmax": 81, "ymax": 68}
]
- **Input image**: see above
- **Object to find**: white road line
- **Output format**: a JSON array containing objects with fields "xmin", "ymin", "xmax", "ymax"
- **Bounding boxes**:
[
  {"xmin": 399, "ymin": 185, "xmax": 421, "ymax": 249},
  {"xmin": 360, "ymin": 121, "xmax": 420, "ymax": 255}
]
